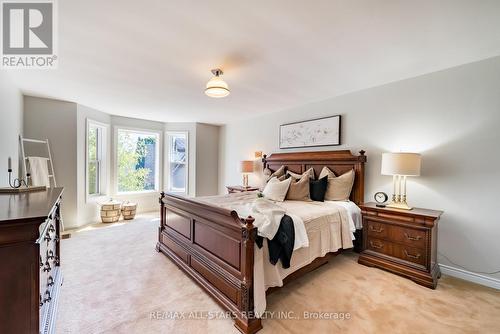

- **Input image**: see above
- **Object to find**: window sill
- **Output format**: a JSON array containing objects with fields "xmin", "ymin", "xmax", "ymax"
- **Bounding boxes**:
[
  {"xmin": 115, "ymin": 190, "xmax": 159, "ymax": 196},
  {"xmin": 86, "ymin": 194, "xmax": 109, "ymax": 203}
]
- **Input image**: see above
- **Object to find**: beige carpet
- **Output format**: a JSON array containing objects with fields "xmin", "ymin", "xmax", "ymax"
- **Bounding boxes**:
[{"xmin": 56, "ymin": 214, "xmax": 500, "ymax": 334}]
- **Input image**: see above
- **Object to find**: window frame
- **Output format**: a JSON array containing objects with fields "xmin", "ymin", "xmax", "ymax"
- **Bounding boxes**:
[
  {"xmin": 85, "ymin": 119, "xmax": 109, "ymax": 201},
  {"xmin": 165, "ymin": 131, "xmax": 189, "ymax": 195},
  {"xmin": 114, "ymin": 126, "xmax": 161, "ymax": 195}
]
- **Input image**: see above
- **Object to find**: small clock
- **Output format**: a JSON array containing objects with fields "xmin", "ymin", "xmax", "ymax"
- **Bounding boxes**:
[{"xmin": 374, "ymin": 191, "xmax": 388, "ymax": 207}]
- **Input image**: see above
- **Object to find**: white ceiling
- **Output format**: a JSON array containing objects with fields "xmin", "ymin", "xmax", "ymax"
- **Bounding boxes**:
[{"xmin": 7, "ymin": 0, "xmax": 500, "ymax": 124}]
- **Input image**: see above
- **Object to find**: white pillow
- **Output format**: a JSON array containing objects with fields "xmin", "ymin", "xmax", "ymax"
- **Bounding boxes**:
[{"xmin": 262, "ymin": 176, "xmax": 292, "ymax": 202}]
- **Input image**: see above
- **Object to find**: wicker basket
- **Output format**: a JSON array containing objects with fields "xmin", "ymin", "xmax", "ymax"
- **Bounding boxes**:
[
  {"xmin": 121, "ymin": 202, "xmax": 137, "ymax": 220},
  {"xmin": 100, "ymin": 200, "xmax": 121, "ymax": 223}
]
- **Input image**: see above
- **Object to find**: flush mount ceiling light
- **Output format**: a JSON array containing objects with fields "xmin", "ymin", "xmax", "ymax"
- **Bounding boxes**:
[{"xmin": 205, "ymin": 69, "xmax": 230, "ymax": 98}]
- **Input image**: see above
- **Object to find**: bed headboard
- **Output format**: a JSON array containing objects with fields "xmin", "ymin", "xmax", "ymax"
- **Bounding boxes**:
[{"xmin": 262, "ymin": 150, "xmax": 367, "ymax": 205}]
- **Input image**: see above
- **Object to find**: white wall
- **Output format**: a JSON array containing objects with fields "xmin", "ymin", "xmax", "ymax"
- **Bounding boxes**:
[
  {"xmin": 23, "ymin": 96, "xmax": 79, "ymax": 227},
  {"xmin": 219, "ymin": 56, "xmax": 500, "ymax": 286},
  {"xmin": 0, "ymin": 74, "xmax": 23, "ymax": 187},
  {"xmin": 196, "ymin": 123, "xmax": 219, "ymax": 196}
]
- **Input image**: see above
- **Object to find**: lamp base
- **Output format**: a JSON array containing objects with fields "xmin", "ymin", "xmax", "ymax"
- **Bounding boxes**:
[{"xmin": 386, "ymin": 201, "xmax": 413, "ymax": 210}]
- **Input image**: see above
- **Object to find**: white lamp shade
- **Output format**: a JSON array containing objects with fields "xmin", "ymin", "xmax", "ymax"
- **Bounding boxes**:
[
  {"xmin": 205, "ymin": 75, "xmax": 230, "ymax": 98},
  {"xmin": 381, "ymin": 153, "xmax": 421, "ymax": 176},
  {"xmin": 239, "ymin": 160, "xmax": 254, "ymax": 173}
]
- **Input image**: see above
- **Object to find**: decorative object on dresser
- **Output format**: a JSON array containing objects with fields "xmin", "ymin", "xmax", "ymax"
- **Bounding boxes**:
[
  {"xmin": 0, "ymin": 156, "xmax": 46, "ymax": 193},
  {"xmin": 0, "ymin": 188, "xmax": 64, "ymax": 334},
  {"xmin": 226, "ymin": 185, "xmax": 260, "ymax": 194},
  {"xmin": 358, "ymin": 202, "xmax": 443, "ymax": 289},
  {"xmin": 99, "ymin": 199, "xmax": 121, "ymax": 223},
  {"xmin": 239, "ymin": 160, "xmax": 254, "ymax": 188},
  {"xmin": 381, "ymin": 152, "xmax": 421, "ymax": 210},
  {"xmin": 374, "ymin": 191, "xmax": 389, "ymax": 207},
  {"xmin": 279, "ymin": 115, "xmax": 341, "ymax": 149},
  {"xmin": 157, "ymin": 150, "xmax": 365, "ymax": 334}
]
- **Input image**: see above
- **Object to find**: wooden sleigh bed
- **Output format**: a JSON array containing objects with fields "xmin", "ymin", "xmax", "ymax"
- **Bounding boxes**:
[{"xmin": 156, "ymin": 150, "xmax": 366, "ymax": 333}]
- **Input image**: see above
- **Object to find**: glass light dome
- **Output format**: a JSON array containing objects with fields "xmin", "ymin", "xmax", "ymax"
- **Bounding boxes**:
[{"xmin": 205, "ymin": 70, "xmax": 230, "ymax": 98}]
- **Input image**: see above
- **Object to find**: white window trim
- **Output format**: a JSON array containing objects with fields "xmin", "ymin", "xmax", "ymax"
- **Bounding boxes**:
[
  {"xmin": 85, "ymin": 119, "xmax": 109, "ymax": 202},
  {"xmin": 114, "ymin": 126, "xmax": 162, "ymax": 195},
  {"xmin": 165, "ymin": 131, "xmax": 189, "ymax": 195}
]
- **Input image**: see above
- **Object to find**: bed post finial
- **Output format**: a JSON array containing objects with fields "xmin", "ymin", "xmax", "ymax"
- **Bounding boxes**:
[
  {"xmin": 245, "ymin": 215, "xmax": 255, "ymax": 228},
  {"xmin": 262, "ymin": 154, "xmax": 267, "ymax": 168}
]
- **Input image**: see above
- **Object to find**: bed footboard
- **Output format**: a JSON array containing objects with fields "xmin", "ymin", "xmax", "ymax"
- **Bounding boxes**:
[{"xmin": 156, "ymin": 192, "xmax": 262, "ymax": 334}]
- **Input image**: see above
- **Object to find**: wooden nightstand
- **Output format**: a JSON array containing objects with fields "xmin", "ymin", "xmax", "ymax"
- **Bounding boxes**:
[
  {"xmin": 358, "ymin": 202, "xmax": 443, "ymax": 289},
  {"xmin": 226, "ymin": 185, "xmax": 260, "ymax": 194}
]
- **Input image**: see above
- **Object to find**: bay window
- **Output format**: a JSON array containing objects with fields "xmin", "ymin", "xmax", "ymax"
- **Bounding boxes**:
[{"xmin": 116, "ymin": 128, "xmax": 160, "ymax": 193}]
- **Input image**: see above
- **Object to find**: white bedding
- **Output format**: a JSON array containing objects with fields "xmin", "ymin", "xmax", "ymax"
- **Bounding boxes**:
[
  {"xmin": 196, "ymin": 191, "xmax": 361, "ymax": 316},
  {"xmin": 326, "ymin": 200, "xmax": 363, "ymax": 230}
]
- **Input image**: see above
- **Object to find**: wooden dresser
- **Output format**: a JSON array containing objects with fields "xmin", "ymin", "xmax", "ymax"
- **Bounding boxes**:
[
  {"xmin": 0, "ymin": 188, "xmax": 64, "ymax": 334},
  {"xmin": 358, "ymin": 202, "xmax": 443, "ymax": 289}
]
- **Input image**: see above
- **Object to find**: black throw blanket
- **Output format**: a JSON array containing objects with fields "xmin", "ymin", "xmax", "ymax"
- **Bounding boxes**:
[{"xmin": 255, "ymin": 214, "xmax": 295, "ymax": 269}]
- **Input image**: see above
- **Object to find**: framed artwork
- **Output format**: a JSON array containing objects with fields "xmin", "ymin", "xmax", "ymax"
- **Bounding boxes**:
[{"xmin": 279, "ymin": 115, "xmax": 341, "ymax": 149}]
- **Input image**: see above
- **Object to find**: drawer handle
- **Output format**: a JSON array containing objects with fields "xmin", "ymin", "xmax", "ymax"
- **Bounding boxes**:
[
  {"xmin": 404, "ymin": 249, "xmax": 421, "ymax": 260},
  {"xmin": 404, "ymin": 232, "xmax": 421, "ymax": 241},
  {"xmin": 47, "ymin": 250, "xmax": 55, "ymax": 260},
  {"xmin": 369, "ymin": 226, "xmax": 384, "ymax": 233},
  {"xmin": 47, "ymin": 276, "xmax": 54, "ymax": 286},
  {"xmin": 369, "ymin": 241, "xmax": 384, "ymax": 249},
  {"xmin": 43, "ymin": 261, "xmax": 51, "ymax": 272},
  {"xmin": 39, "ymin": 256, "xmax": 43, "ymax": 268},
  {"xmin": 40, "ymin": 295, "xmax": 44, "ymax": 307},
  {"xmin": 44, "ymin": 232, "xmax": 52, "ymax": 242},
  {"xmin": 43, "ymin": 291, "xmax": 52, "ymax": 303},
  {"xmin": 48, "ymin": 224, "xmax": 55, "ymax": 233}
]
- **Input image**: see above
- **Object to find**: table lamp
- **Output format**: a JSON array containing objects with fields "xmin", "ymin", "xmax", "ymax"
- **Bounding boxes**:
[
  {"xmin": 381, "ymin": 152, "xmax": 421, "ymax": 210},
  {"xmin": 239, "ymin": 160, "xmax": 254, "ymax": 188}
]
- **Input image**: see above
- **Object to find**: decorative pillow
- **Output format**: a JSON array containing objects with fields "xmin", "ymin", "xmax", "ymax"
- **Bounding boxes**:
[
  {"xmin": 286, "ymin": 174, "xmax": 311, "ymax": 201},
  {"xmin": 309, "ymin": 176, "xmax": 328, "ymax": 202},
  {"xmin": 286, "ymin": 167, "xmax": 315, "ymax": 180},
  {"xmin": 265, "ymin": 165, "xmax": 286, "ymax": 182},
  {"xmin": 262, "ymin": 176, "xmax": 292, "ymax": 202},
  {"xmin": 319, "ymin": 167, "xmax": 355, "ymax": 201}
]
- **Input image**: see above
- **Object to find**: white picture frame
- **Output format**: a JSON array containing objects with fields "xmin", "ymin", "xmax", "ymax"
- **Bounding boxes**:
[{"xmin": 279, "ymin": 115, "xmax": 341, "ymax": 149}]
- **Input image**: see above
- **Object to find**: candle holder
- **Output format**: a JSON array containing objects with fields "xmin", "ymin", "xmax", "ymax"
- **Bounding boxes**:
[{"xmin": 8, "ymin": 168, "xmax": 29, "ymax": 189}]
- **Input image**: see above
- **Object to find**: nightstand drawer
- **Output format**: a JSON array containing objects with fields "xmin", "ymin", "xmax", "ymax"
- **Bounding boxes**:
[
  {"xmin": 366, "ymin": 237, "xmax": 392, "ymax": 255},
  {"xmin": 366, "ymin": 220, "xmax": 389, "ymax": 239},
  {"xmin": 391, "ymin": 226, "xmax": 426, "ymax": 249},
  {"xmin": 392, "ymin": 244, "xmax": 426, "ymax": 267}
]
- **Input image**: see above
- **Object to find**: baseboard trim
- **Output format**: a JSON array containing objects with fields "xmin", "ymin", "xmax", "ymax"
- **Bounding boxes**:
[{"xmin": 439, "ymin": 263, "xmax": 500, "ymax": 290}]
